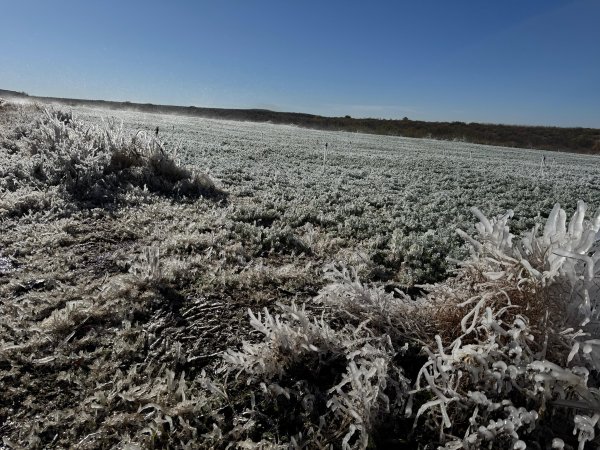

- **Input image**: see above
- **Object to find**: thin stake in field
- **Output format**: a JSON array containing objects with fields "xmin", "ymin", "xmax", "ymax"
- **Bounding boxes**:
[{"xmin": 540, "ymin": 155, "xmax": 547, "ymax": 177}]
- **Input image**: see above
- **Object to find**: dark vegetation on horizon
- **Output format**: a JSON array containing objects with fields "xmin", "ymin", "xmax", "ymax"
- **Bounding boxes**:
[{"xmin": 2, "ymin": 88, "xmax": 599, "ymax": 154}]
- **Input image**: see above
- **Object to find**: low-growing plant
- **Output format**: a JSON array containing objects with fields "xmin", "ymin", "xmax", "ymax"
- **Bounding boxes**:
[{"xmin": 221, "ymin": 302, "xmax": 410, "ymax": 448}]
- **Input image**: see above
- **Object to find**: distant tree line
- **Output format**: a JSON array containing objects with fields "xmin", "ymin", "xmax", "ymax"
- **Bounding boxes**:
[{"xmin": 1, "ymin": 89, "xmax": 598, "ymax": 154}]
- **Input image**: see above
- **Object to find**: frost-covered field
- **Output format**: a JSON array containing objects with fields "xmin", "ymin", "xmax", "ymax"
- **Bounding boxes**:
[
  {"xmin": 2, "ymin": 101, "xmax": 600, "ymax": 449},
  {"xmin": 78, "ymin": 106, "xmax": 600, "ymax": 286}
]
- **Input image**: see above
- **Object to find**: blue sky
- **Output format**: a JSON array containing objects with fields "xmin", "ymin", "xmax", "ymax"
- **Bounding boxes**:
[{"xmin": 0, "ymin": 0, "xmax": 598, "ymax": 127}]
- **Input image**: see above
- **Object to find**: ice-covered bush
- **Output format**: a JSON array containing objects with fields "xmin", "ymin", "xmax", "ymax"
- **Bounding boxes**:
[
  {"xmin": 11, "ymin": 107, "xmax": 224, "ymax": 206},
  {"xmin": 222, "ymin": 302, "xmax": 410, "ymax": 448},
  {"xmin": 406, "ymin": 201, "xmax": 600, "ymax": 448}
]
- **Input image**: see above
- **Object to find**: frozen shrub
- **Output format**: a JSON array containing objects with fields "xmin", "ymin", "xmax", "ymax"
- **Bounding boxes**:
[
  {"xmin": 409, "ymin": 201, "xmax": 600, "ymax": 448},
  {"xmin": 20, "ymin": 108, "xmax": 225, "ymax": 205},
  {"xmin": 222, "ymin": 302, "xmax": 409, "ymax": 448},
  {"xmin": 317, "ymin": 263, "xmax": 425, "ymax": 344}
]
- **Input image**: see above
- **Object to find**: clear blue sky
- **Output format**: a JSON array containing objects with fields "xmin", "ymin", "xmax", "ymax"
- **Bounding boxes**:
[{"xmin": 1, "ymin": 0, "xmax": 598, "ymax": 127}]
